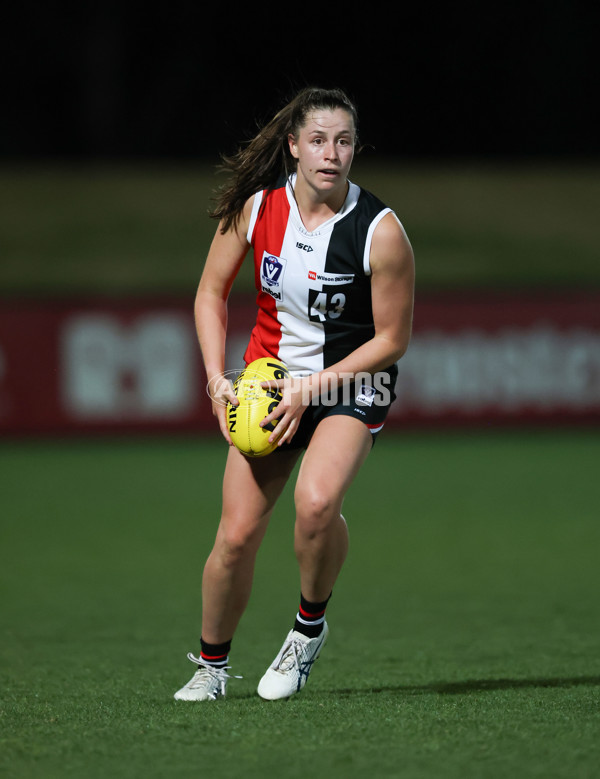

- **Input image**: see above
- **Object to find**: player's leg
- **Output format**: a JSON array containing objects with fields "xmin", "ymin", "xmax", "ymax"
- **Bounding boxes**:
[
  {"xmin": 292, "ymin": 414, "xmax": 372, "ymax": 601},
  {"xmin": 201, "ymin": 444, "xmax": 300, "ymax": 644},
  {"xmin": 198, "ymin": 403, "xmax": 314, "ymax": 651},
  {"xmin": 175, "ymin": 444, "xmax": 299, "ymax": 701},
  {"xmin": 257, "ymin": 415, "xmax": 373, "ymax": 700}
]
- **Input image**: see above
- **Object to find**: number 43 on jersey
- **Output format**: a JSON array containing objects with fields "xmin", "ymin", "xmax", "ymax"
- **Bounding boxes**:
[{"xmin": 308, "ymin": 290, "xmax": 346, "ymax": 322}]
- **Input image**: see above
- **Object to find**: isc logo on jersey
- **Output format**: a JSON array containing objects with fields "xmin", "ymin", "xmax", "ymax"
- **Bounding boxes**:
[{"xmin": 261, "ymin": 252, "xmax": 287, "ymax": 300}]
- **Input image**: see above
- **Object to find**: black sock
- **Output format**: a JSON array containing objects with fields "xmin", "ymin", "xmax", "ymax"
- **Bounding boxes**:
[
  {"xmin": 293, "ymin": 593, "xmax": 331, "ymax": 638},
  {"xmin": 199, "ymin": 637, "xmax": 232, "ymax": 669}
]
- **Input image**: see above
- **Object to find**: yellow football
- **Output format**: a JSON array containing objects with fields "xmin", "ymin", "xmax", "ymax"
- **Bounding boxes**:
[{"xmin": 227, "ymin": 357, "xmax": 290, "ymax": 457}]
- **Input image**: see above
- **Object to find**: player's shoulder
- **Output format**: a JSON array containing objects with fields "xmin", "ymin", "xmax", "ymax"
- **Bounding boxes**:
[
  {"xmin": 355, "ymin": 184, "xmax": 389, "ymax": 213},
  {"xmin": 349, "ymin": 183, "xmax": 393, "ymax": 230},
  {"xmin": 370, "ymin": 209, "xmax": 414, "ymax": 272},
  {"xmin": 256, "ymin": 175, "xmax": 289, "ymax": 203},
  {"xmin": 351, "ymin": 184, "xmax": 406, "ymax": 241}
]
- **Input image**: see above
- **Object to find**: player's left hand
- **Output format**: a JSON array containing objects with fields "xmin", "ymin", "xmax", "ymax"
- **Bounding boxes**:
[{"xmin": 259, "ymin": 376, "xmax": 310, "ymax": 445}]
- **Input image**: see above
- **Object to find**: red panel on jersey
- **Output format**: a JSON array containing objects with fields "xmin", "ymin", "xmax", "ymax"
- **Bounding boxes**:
[{"xmin": 244, "ymin": 186, "xmax": 291, "ymax": 364}]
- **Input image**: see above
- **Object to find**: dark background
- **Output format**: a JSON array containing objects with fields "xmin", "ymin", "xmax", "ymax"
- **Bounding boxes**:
[{"xmin": 3, "ymin": 0, "xmax": 597, "ymax": 162}]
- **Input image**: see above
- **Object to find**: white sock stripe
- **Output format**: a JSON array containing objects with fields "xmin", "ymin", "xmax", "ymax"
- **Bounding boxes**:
[
  {"xmin": 200, "ymin": 656, "xmax": 229, "ymax": 668},
  {"xmin": 296, "ymin": 613, "xmax": 325, "ymax": 627}
]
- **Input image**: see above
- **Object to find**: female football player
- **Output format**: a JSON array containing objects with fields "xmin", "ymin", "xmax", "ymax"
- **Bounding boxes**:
[{"xmin": 174, "ymin": 86, "xmax": 415, "ymax": 701}]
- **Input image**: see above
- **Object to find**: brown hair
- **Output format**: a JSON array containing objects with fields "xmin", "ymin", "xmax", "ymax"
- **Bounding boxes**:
[{"xmin": 210, "ymin": 87, "xmax": 359, "ymax": 233}]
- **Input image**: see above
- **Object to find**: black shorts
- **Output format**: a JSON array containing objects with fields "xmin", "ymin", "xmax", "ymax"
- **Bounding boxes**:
[{"xmin": 279, "ymin": 369, "xmax": 397, "ymax": 451}]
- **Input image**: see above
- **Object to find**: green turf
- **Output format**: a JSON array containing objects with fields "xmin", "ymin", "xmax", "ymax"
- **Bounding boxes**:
[
  {"xmin": 2, "ymin": 162, "xmax": 599, "ymax": 295},
  {"xmin": 1, "ymin": 432, "xmax": 600, "ymax": 778}
]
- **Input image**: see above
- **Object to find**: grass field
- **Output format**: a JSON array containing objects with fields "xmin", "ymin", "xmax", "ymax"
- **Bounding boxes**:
[
  {"xmin": 2, "ymin": 431, "xmax": 600, "ymax": 778},
  {"xmin": 2, "ymin": 161, "xmax": 599, "ymax": 295}
]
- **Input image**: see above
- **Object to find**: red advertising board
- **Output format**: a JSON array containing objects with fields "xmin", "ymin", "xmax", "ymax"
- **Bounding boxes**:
[
  {"xmin": 1, "ymin": 291, "xmax": 599, "ymax": 436},
  {"xmin": 392, "ymin": 290, "xmax": 600, "ymax": 426}
]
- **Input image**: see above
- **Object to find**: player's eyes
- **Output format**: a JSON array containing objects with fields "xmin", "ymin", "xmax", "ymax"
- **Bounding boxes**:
[{"xmin": 310, "ymin": 136, "xmax": 352, "ymax": 147}]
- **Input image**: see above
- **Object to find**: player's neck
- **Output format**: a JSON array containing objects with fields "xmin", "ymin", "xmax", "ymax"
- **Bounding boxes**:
[{"xmin": 293, "ymin": 178, "xmax": 349, "ymax": 232}]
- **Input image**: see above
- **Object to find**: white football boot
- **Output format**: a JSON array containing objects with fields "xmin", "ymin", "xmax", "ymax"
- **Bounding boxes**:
[
  {"xmin": 257, "ymin": 622, "xmax": 329, "ymax": 700},
  {"xmin": 174, "ymin": 653, "xmax": 241, "ymax": 701}
]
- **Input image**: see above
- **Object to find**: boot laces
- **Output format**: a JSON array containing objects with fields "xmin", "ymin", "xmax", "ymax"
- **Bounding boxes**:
[
  {"xmin": 185, "ymin": 653, "xmax": 243, "ymax": 699},
  {"xmin": 273, "ymin": 637, "xmax": 306, "ymax": 673}
]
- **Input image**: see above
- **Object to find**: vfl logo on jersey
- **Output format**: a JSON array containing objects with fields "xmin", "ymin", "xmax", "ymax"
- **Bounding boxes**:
[
  {"xmin": 308, "ymin": 270, "xmax": 354, "ymax": 286},
  {"xmin": 356, "ymin": 384, "xmax": 377, "ymax": 407},
  {"xmin": 261, "ymin": 252, "xmax": 287, "ymax": 301}
]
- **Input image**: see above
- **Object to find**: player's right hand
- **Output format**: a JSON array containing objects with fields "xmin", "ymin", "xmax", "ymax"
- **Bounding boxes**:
[{"xmin": 207, "ymin": 373, "xmax": 239, "ymax": 445}]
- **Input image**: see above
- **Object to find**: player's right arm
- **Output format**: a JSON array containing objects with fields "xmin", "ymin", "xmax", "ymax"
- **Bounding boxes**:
[{"xmin": 194, "ymin": 198, "xmax": 253, "ymax": 443}]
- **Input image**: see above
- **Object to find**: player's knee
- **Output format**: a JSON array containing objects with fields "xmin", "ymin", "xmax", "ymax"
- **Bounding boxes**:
[
  {"xmin": 214, "ymin": 518, "xmax": 262, "ymax": 567},
  {"xmin": 294, "ymin": 484, "xmax": 337, "ymax": 537}
]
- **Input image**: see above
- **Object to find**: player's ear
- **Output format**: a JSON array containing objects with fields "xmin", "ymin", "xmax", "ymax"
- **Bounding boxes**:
[{"xmin": 288, "ymin": 134, "xmax": 299, "ymax": 159}]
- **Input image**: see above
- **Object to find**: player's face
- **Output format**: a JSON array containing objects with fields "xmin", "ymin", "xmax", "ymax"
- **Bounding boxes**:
[{"xmin": 288, "ymin": 108, "xmax": 355, "ymax": 197}]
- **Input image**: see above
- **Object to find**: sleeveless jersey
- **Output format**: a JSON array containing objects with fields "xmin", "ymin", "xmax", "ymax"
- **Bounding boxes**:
[{"xmin": 243, "ymin": 175, "xmax": 395, "ymax": 378}]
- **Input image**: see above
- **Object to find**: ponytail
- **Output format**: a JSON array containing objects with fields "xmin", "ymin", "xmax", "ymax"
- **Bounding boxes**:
[{"xmin": 210, "ymin": 87, "xmax": 359, "ymax": 233}]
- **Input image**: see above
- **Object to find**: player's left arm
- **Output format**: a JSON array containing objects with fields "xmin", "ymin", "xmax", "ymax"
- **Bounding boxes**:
[{"xmin": 367, "ymin": 211, "xmax": 415, "ymax": 366}]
